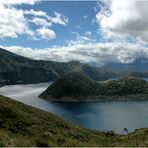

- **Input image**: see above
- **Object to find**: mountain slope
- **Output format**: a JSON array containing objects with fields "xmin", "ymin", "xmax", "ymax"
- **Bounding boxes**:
[
  {"xmin": 0, "ymin": 95, "xmax": 111, "ymax": 147},
  {"xmin": 40, "ymin": 72, "xmax": 148, "ymax": 101},
  {"xmin": 1, "ymin": 95, "xmax": 148, "ymax": 147},
  {"xmin": 0, "ymin": 48, "xmax": 116, "ymax": 84}
]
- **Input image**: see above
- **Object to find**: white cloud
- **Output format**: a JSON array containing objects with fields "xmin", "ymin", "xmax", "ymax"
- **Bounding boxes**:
[
  {"xmin": 0, "ymin": 0, "xmax": 38, "ymax": 38},
  {"xmin": 24, "ymin": 10, "xmax": 69, "ymax": 26},
  {"xmin": 48, "ymin": 11, "xmax": 69, "ymax": 26},
  {"xmin": 37, "ymin": 28, "xmax": 56, "ymax": 40},
  {"xmin": 0, "ymin": 4, "xmax": 33, "ymax": 38},
  {"xmin": 24, "ymin": 9, "xmax": 47, "ymax": 17},
  {"xmin": 31, "ymin": 17, "xmax": 52, "ymax": 27},
  {"xmin": 0, "ymin": 0, "xmax": 39, "ymax": 5},
  {"xmin": 0, "ymin": 1, "xmax": 68, "ymax": 40},
  {"xmin": 68, "ymin": 32, "xmax": 94, "ymax": 45},
  {"xmin": 2, "ymin": 41, "xmax": 148, "ymax": 66},
  {"xmin": 96, "ymin": 0, "xmax": 148, "ymax": 43},
  {"xmin": 85, "ymin": 31, "xmax": 92, "ymax": 36}
]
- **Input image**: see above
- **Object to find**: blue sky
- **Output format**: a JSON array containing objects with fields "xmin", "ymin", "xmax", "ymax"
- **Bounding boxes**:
[
  {"xmin": 0, "ymin": 1, "xmax": 100, "ymax": 48},
  {"xmin": 0, "ymin": 0, "xmax": 148, "ymax": 65}
]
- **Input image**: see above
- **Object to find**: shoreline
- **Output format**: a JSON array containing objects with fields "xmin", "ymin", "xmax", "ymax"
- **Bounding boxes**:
[{"xmin": 39, "ymin": 94, "xmax": 148, "ymax": 102}]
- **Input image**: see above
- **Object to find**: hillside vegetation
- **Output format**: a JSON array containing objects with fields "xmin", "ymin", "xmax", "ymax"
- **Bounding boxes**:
[
  {"xmin": 0, "ymin": 95, "xmax": 119, "ymax": 147},
  {"xmin": 0, "ymin": 95, "xmax": 148, "ymax": 147},
  {"xmin": 40, "ymin": 72, "xmax": 148, "ymax": 101}
]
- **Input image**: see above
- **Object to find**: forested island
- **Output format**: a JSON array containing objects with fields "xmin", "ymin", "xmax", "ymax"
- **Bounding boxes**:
[{"xmin": 40, "ymin": 72, "xmax": 148, "ymax": 101}]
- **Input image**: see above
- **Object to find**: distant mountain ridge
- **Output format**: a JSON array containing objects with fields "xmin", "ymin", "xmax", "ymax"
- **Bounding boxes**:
[
  {"xmin": 104, "ymin": 57, "xmax": 148, "ymax": 72},
  {"xmin": 0, "ymin": 48, "xmax": 116, "ymax": 84},
  {"xmin": 1, "ymin": 47, "xmax": 148, "ymax": 85}
]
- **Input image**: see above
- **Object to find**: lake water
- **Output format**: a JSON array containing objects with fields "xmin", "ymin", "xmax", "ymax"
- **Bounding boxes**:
[{"xmin": 0, "ymin": 82, "xmax": 148, "ymax": 134}]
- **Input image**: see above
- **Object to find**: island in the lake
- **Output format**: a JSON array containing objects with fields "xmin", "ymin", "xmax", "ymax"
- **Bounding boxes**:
[{"xmin": 39, "ymin": 72, "xmax": 148, "ymax": 101}]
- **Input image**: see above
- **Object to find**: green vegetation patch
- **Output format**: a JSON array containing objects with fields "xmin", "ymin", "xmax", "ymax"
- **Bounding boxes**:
[
  {"xmin": 39, "ymin": 72, "xmax": 148, "ymax": 101},
  {"xmin": 0, "ymin": 95, "xmax": 148, "ymax": 146}
]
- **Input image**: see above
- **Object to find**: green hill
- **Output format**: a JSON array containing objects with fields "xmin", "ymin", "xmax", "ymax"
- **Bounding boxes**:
[
  {"xmin": 39, "ymin": 72, "xmax": 98, "ymax": 101},
  {"xmin": 1, "ymin": 95, "xmax": 148, "ymax": 147},
  {"xmin": 39, "ymin": 72, "xmax": 148, "ymax": 101},
  {"xmin": 100, "ymin": 77, "xmax": 148, "ymax": 96}
]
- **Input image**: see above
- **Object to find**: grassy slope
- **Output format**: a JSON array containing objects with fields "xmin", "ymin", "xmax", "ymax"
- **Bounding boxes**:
[{"xmin": 0, "ymin": 95, "xmax": 148, "ymax": 147}]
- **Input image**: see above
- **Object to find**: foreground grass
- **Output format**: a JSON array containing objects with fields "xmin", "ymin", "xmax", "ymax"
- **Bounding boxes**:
[{"xmin": 0, "ymin": 95, "xmax": 148, "ymax": 147}]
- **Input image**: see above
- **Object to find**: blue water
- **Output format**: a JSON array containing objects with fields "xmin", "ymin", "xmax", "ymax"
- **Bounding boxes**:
[{"xmin": 0, "ymin": 82, "xmax": 148, "ymax": 134}]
